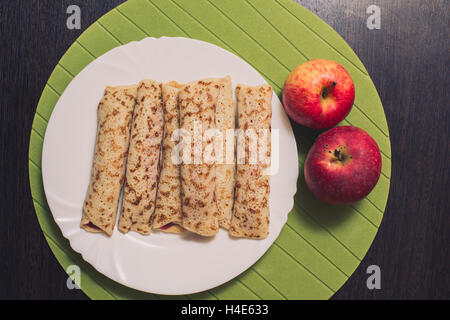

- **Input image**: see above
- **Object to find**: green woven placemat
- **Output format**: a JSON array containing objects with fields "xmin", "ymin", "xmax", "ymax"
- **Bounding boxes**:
[{"xmin": 29, "ymin": 0, "xmax": 391, "ymax": 300}]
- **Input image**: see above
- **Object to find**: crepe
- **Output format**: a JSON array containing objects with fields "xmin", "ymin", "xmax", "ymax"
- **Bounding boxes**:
[
  {"xmin": 81, "ymin": 85, "xmax": 137, "ymax": 236},
  {"xmin": 152, "ymin": 82, "xmax": 184, "ymax": 233},
  {"xmin": 118, "ymin": 80, "xmax": 164, "ymax": 234},
  {"xmin": 215, "ymin": 76, "xmax": 236, "ymax": 229},
  {"xmin": 179, "ymin": 78, "xmax": 225, "ymax": 236},
  {"xmin": 229, "ymin": 84, "xmax": 272, "ymax": 239}
]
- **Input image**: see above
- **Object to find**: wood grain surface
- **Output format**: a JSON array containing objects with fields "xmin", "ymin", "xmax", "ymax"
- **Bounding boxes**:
[{"xmin": 0, "ymin": 0, "xmax": 448, "ymax": 299}]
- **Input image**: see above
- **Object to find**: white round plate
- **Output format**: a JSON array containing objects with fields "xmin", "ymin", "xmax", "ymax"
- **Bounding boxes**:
[{"xmin": 42, "ymin": 37, "xmax": 298, "ymax": 295}]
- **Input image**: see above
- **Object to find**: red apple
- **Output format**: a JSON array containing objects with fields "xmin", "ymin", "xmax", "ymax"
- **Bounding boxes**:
[
  {"xmin": 283, "ymin": 59, "xmax": 355, "ymax": 129},
  {"xmin": 304, "ymin": 126, "xmax": 381, "ymax": 205}
]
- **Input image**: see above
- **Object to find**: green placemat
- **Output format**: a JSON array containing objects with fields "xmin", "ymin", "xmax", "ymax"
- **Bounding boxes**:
[{"xmin": 29, "ymin": 0, "xmax": 391, "ymax": 300}]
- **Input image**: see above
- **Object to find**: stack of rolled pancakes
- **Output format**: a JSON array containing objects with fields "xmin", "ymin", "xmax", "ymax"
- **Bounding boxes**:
[{"xmin": 81, "ymin": 76, "xmax": 272, "ymax": 240}]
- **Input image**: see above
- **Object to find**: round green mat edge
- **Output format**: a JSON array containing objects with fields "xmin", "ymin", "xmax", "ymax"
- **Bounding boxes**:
[{"xmin": 29, "ymin": 0, "xmax": 391, "ymax": 300}]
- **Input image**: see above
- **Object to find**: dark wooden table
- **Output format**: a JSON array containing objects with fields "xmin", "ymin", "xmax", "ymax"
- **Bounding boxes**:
[{"xmin": 0, "ymin": 0, "xmax": 448, "ymax": 300}]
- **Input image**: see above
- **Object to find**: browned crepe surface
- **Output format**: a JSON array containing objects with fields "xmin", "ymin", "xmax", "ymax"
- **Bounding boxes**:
[
  {"xmin": 118, "ymin": 80, "xmax": 163, "ymax": 235},
  {"xmin": 81, "ymin": 85, "xmax": 137, "ymax": 236},
  {"xmin": 229, "ymin": 84, "xmax": 272, "ymax": 239}
]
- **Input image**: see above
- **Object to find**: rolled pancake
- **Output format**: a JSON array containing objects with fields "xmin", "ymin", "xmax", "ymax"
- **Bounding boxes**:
[
  {"xmin": 118, "ymin": 80, "xmax": 164, "ymax": 234},
  {"xmin": 229, "ymin": 84, "xmax": 272, "ymax": 239},
  {"xmin": 81, "ymin": 85, "xmax": 137, "ymax": 236},
  {"xmin": 215, "ymin": 76, "xmax": 236, "ymax": 229},
  {"xmin": 153, "ymin": 82, "xmax": 184, "ymax": 233},
  {"xmin": 179, "ymin": 78, "xmax": 223, "ymax": 236}
]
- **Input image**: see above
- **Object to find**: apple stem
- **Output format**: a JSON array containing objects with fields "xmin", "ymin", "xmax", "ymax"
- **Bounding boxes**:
[
  {"xmin": 334, "ymin": 149, "xmax": 345, "ymax": 161},
  {"xmin": 322, "ymin": 81, "xmax": 337, "ymax": 98}
]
